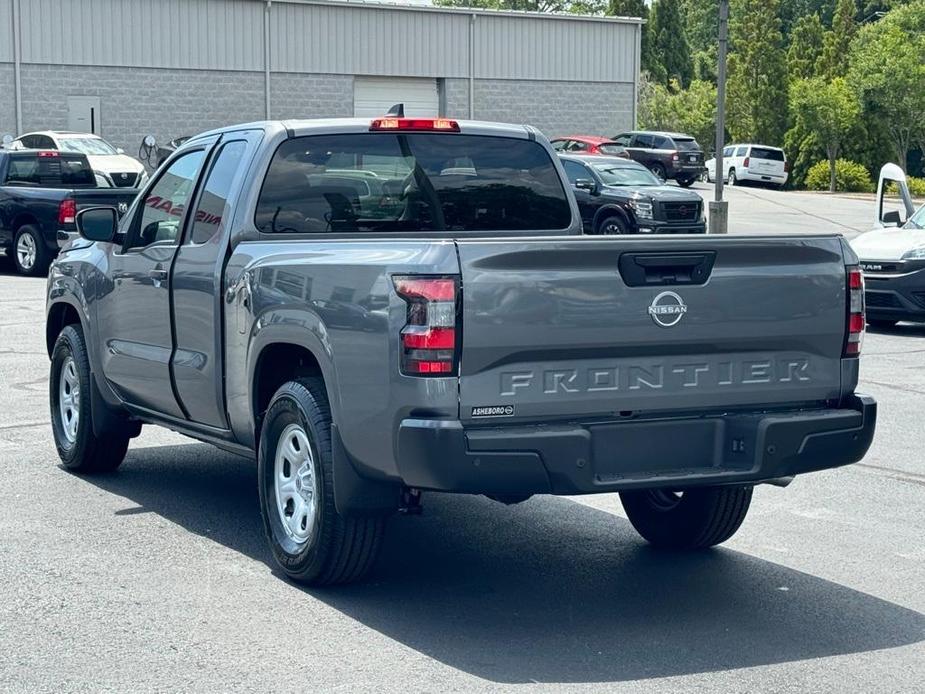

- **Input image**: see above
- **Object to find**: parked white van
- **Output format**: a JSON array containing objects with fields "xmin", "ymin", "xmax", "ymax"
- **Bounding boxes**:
[{"xmin": 705, "ymin": 144, "xmax": 788, "ymax": 187}]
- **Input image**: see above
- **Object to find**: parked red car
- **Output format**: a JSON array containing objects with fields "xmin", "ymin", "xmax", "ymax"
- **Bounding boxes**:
[{"xmin": 550, "ymin": 135, "xmax": 629, "ymax": 158}]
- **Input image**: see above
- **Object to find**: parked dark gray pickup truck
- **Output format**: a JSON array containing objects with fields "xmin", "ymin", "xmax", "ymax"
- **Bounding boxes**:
[{"xmin": 45, "ymin": 118, "xmax": 877, "ymax": 585}]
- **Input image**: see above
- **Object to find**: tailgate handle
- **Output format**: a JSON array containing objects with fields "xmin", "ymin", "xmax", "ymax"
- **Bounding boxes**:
[{"xmin": 618, "ymin": 252, "xmax": 716, "ymax": 286}]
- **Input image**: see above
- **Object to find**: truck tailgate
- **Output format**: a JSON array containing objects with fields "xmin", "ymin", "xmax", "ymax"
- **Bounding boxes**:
[{"xmin": 456, "ymin": 236, "xmax": 849, "ymax": 423}]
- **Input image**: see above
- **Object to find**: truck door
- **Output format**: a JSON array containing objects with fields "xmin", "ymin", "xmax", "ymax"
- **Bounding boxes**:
[
  {"xmin": 96, "ymin": 144, "xmax": 212, "ymax": 418},
  {"xmin": 171, "ymin": 132, "xmax": 259, "ymax": 428}
]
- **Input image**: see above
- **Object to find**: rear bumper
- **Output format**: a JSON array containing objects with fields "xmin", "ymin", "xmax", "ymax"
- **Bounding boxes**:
[
  {"xmin": 740, "ymin": 169, "xmax": 788, "ymax": 184},
  {"xmin": 668, "ymin": 164, "xmax": 706, "ymax": 178},
  {"xmin": 396, "ymin": 396, "xmax": 876, "ymax": 495}
]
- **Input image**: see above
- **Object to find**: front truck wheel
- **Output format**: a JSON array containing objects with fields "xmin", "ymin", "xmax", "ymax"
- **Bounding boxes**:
[
  {"xmin": 49, "ymin": 325, "xmax": 131, "ymax": 472},
  {"xmin": 258, "ymin": 377, "xmax": 387, "ymax": 585},
  {"xmin": 619, "ymin": 486, "xmax": 753, "ymax": 549}
]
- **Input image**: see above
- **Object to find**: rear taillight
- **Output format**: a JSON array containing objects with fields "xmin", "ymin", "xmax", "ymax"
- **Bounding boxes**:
[
  {"xmin": 845, "ymin": 266, "xmax": 865, "ymax": 357},
  {"xmin": 58, "ymin": 198, "xmax": 76, "ymax": 225},
  {"xmin": 743, "ymin": 156, "xmax": 750, "ymax": 168},
  {"xmin": 784, "ymin": 161, "xmax": 790, "ymax": 173},
  {"xmin": 394, "ymin": 276, "xmax": 459, "ymax": 376}
]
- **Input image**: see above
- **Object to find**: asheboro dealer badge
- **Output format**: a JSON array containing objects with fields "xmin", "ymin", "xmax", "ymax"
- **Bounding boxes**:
[{"xmin": 471, "ymin": 405, "xmax": 515, "ymax": 418}]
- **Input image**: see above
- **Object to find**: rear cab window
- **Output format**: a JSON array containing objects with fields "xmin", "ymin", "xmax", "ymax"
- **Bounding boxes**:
[
  {"xmin": 3, "ymin": 152, "xmax": 95, "ymax": 187},
  {"xmin": 255, "ymin": 133, "xmax": 572, "ymax": 233}
]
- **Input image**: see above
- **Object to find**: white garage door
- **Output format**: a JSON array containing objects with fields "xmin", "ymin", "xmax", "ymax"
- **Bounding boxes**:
[{"xmin": 353, "ymin": 77, "xmax": 439, "ymax": 118}]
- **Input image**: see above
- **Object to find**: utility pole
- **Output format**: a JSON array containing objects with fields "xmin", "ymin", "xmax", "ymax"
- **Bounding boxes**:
[{"xmin": 709, "ymin": 0, "xmax": 729, "ymax": 234}]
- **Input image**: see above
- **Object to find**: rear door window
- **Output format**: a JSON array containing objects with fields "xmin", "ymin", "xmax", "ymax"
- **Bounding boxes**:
[
  {"xmin": 255, "ymin": 133, "xmax": 572, "ymax": 233},
  {"xmin": 749, "ymin": 147, "xmax": 785, "ymax": 161},
  {"xmin": 736, "ymin": 146, "xmax": 748, "ymax": 156},
  {"xmin": 188, "ymin": 141, "xmax": 246, "ymax": 245},
  {"xmin": 632, "ymin": 134, "xmax": 654, "ymax": 148}
]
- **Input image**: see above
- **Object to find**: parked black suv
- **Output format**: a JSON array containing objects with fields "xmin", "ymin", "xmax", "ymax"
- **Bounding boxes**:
[
  {"xmin": 559, "ymin": 154, "xmax": 706, "ymax": 234},
  {"xmin": 610, "ymin": 130, "xmax": 706, "ymax": 187}
]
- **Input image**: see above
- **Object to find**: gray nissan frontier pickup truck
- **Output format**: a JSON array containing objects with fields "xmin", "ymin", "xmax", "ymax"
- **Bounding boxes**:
[{"xmin": 45, "ymin": 117, "xmax": 876, "ymax": 585}]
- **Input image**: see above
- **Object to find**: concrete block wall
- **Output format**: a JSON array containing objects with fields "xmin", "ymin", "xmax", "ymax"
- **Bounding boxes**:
[
  {"xmin": 269, "ymin": 73, "xmax": 354, "ymax": 121},
  {"xmin": 18, "ymin": 64, "xmax": 266, "ymax": 155},
  {"xmin": 472, "ymin": 79, "xmax": 634, "ymax": 138},
  {"xmin": 442, "ymin": 78, "xmax": 470, "ymax": 120},
  {"xmin": 0, "ymin": 63, "xmax": 15, "ymax": 138}
]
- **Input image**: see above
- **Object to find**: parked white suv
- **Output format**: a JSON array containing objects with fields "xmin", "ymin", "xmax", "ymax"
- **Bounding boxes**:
[
  {"xmin": 705, "ymin": 144, "xmax": 788, "ymax": 187},
  {"xmin": 11, "ymin": 131, "xmax": 147, "ymax": 188}
]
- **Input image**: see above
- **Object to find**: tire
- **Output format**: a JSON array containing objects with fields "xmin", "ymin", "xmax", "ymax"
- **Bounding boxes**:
[
  {"xmin": 258, "ymin": 377, "xmax": 387, "ymax": 585},
  {"xmin": 620, "ymin": 485, "xmax": 753, "ymax": 550},
  {"xmin": 867, "ymin": 318, "xmax": 898, "ymax": 330},
  {"xmin": 728, "ymin": 169, "xmax": 737, "ymax": 187},
  {"xmin": 49, "ymin": 325, "xmax": 130, "ymax": 473},
  {"xmin": 13, "ymin": 225, "xmax": 50, "ymax": 276},
  {"xmin": 650, "ymin": 163, "xmax": 667, "ymax": 182},
  {"xmin": 677, "ymin": 175, "xmax": 695, "ymax": 188},
  {"xmin": 596, "ymin": 215, "xmax": 630, "ymax": 235}
]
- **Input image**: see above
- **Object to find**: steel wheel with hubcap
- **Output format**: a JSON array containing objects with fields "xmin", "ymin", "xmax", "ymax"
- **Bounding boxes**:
[
  {"xmin": 58, "ymin": 357, "xmax": 80, "ymax": 447},
  {"xmin": 50, "ymin": 324, "xmax": 132, "ymax": 472},
  {"xmin": 274, "ymin": 423, "xmax": 320, "ymax": 546},
  {"xmin": 258, "ymin": 377, "xmax": 388, "ymax": 585},
  {"xmin": 598, "ymin": 215, "xmax": 629, "ymax": 235},
  {"xmin": 13, "ymin": 225, "xmax": 48, "ymax": 276}
]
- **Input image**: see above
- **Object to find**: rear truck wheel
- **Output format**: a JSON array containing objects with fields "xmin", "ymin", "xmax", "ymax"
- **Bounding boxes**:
[
  {"xmin": 676, "ymin": 175, "xmax": 695, "ymax": 188},
  {"xmin": 728, "ymin": 169, "xmax": 737, "ymax": 186},
  {"xmin": 619, "ymin": 485, "xmax": 753, "ymax": 549},
  {"xmin": 597, "ymin": 215, "xmax": 630, "ymax": 235},
  {"xmin": 49, "ymin": 325, "xmax": 130, "ymax": 473},
  {"xmin": 13, "ymin": 225, "xmax": 49, "ymax": 276},
  {"xmin": 650, "ymin": 163, "xmax": 667, "ymax": 182},
  {"xmin": 867, "ymin": 319, "xmax": 898, "ymax": 330},
  {"xmin": 258, "ymin": 377, "xmax": 387, "ymax": 585}
]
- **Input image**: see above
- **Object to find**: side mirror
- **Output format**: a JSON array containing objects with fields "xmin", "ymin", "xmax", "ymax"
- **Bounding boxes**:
[
  {"xmin": 116, "ymin": 147, "xmax": 125, "ymax": 154},
  {"xmin": 76, "ymin": 207, "xmax": 118, "ymax": 242},
  {"xmin": 574, "ymin": 178, "xmax": 597, "ymax": 192},
  {"xmin": 882, "ymin": 210, "xmax": 903, "ymax": 227}
]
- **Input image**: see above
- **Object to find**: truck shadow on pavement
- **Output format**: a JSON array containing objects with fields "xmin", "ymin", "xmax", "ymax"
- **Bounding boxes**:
[{"xmin": 88, "ymin": 443, "xmax": 925, "ymax": 685}]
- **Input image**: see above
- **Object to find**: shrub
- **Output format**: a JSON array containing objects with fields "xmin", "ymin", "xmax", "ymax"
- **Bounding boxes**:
[
  {"xmin": 884, "ymin": 176, "xmax": 925, "ymax": 198},
  {"xmin": 804, "ymin": 159, "xmax": 874, "ymax": 193}
]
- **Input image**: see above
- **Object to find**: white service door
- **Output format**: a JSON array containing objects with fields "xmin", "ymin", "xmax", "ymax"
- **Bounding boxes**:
[
  {"xmin": 353, "ymin": 77, "xmax": 439, "ymax": 118},
  {"xmin": 67, "ymin": 96, "xmax": 102, "ymax": 134}
]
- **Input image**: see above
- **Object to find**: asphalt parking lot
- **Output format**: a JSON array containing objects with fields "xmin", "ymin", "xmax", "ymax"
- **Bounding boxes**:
[{"xmin": 1, "ymin": 193, "xmax": 922, "ymax": 692}]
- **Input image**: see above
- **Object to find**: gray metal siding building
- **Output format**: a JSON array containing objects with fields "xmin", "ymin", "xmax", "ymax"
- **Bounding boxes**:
[{"xmin": 0, "ymin": 0, "xmax": 641, "ymax": 153}]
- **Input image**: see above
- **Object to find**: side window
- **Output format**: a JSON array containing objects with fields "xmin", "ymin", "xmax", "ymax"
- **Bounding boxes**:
[
  {"xmin": 736, "ymin": 146, "xmax": 748, "ymax": 156},
  {"xmin": 562, "ymin": 160, "xmax": 588, "ymax": 185},
  {"xmin": 655, "ymin": 136, "xmax": 673, "ymax": 150},
  {"xmin": 18, "ymin": 136, "xmax": 36, "ymax": 149},
  {"xmin": 613, "ymin": 134, "xmax": 632, "ymax": 146},
  {"xmin": 571, "ymin": 141, "xmax": 589, "ymax": 152},
  {"xmin": 633, "ymin": 134, "xmax": 654, "ymax": 149},
  {"xmin": 128, "ymin": 150, "xmax": 205, "ymax": 250},
  {"xmin": 36, "ymin": 135, "xmax": 57, "ymax": 149},
  {"xmin": 550, "ymin": 139, "xmax": 568, "ymax": 152},
  {"xmin": 189, "ymin": 141, "xmax": 246, "ymax": 245},
  {"xmin": 723, "ymin": 146, "xmax": 734, "ymax": 157}
]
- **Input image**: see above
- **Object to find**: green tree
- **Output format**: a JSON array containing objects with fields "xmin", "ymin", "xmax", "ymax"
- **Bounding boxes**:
[
  {"xmin": 649, "ymin": 0, "xmax": 694, "ymax": 88},
  {"xmin": 781, "ymin": 0, "xmax": 836, "ymax": 37},
  {"xmin": 788, "ymin": 14, "xmax": 826, "ymax": 80},
  {"xmin": 681, "ymin": 0, "xmax": 717, "ymax": 82},
  {"xmin": 817, "ymin": 0, "xmax": 858, "ymax": 77},
  {"xmin": 788, "ymin": 77, "xmax": 861, "ymax": 191},
  {"xmin": 639, "ymin": 77, "xmax": 718, "ymax": 149},
  {"xmin": 726, "ymin": 0, "xmax": 789, "ymax": 144},
  {"xmin": 848, "ymin": 0, "xmax": 925, "ymax": 171}
]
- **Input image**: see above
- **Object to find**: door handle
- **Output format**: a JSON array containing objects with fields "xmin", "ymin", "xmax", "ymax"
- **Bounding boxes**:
[{"xmin": 149, "ymin": 268, "xmax": 169, "ymax": 286}]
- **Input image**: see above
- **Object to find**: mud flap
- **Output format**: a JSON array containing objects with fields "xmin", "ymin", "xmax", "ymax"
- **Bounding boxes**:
[{"xmin": 332, "ymin": 424, "xmax": 400, "ymax": 516}]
